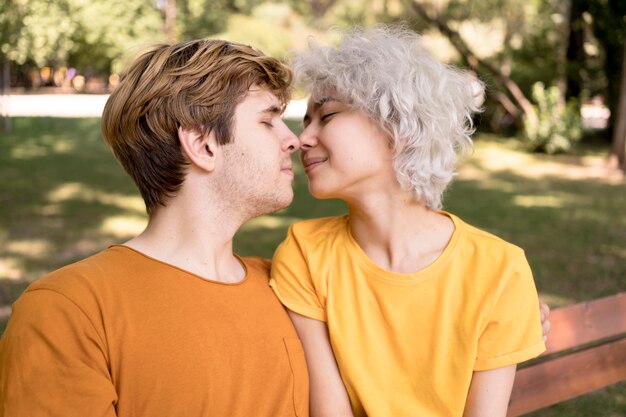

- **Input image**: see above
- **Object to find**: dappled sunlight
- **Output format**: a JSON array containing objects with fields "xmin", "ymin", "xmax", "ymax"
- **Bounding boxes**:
[
  {"xmin": 56, "ymin": 237, "xmax": 114, "ymax": 265},
  {"xmin": 518, "ymin": 155, "xmax": 624, "ymax": 184},
  {"xmin": 0, "ymin": 258, "xmax": 23, "ymax": 280},
  {"xmin": 513, "ymin": 195, "xmax": 564, "ymax": 208},
  {"xmin": 602, "ymin": 244, "xmax": 626, "ymax": 259},
  {"xmin": 6, "ymin": 239, "xmax": 52, "ymax": 258},
  {"xmin": 240, "ymin": 215, "xmax": 301, "ymax": 231},
  {"xmin": 10, "ymin": 143, "xmax": 48, "ymax": 159},
  {"xmin": 9, "ymin": 136, "xmax": 77, "ymax": 159},
  {"xmin": 0, "ymin": 306, "xmax": 11, "ymax": 321},
  {"xmin": 234, "ymin": 215, "xmax": 304, "ymax": 259},
  {"xmin": 464, "ymin": 141, "xmax": 625, "ymax": 184},
  {"xmin": 459, "ymin": 19, "xmax": 505, "ymax": 58},
  {"xmin": 47, "ymin": 182, "xmax": 145, "ymax": 213},
  {"xmin": 100, "ymin": 215, "xmax": 147, "ymax": 238},
  {"xmin": 466, "ymin": 145, "xmax": 536, "ymax": 172},
  {"xmin": 456, "ymin": 164, "xmax": 489, "ymax": 181},
  {"xmin": 47, "ymin": 182, "xmax": 84, "ymax": 202}
]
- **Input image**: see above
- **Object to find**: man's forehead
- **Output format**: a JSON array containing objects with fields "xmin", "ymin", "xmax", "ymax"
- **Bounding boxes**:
[{"xmin": 247, "ymin": 87, "xmax": 281, "ymax": 107}]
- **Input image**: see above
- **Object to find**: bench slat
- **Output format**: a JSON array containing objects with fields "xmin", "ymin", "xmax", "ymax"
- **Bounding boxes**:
[
  {"xmin": 543, "ymin": 292, "xmax": 626, "ymax": 355},
  {"xmin": 507, "ymin": 336, "xmax": 626, "ymax": 416}
]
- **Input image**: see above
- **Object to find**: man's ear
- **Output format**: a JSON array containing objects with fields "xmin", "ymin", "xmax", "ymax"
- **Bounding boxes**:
[{"xmin": 178, "ymin": 127, "xmax": 218, "ymax": 172}]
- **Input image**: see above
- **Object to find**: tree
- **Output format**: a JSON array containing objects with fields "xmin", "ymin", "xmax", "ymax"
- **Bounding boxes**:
[
  {"xmin": 565, "ymin": 0, "xmax": 586, "ymax": 100},
  {"xmin": 0, "ymin": 0, "xmax": 165, "ymax": 79},
  {"xmin": 165, "ymin": 0, "xmax": 178, "ymax": 42},
  {"xmin": 587, "ymin": 0, "xmax": 626, "ymax": 142},
  {"xmin": 1, "ymin": 0, "xmax": 77, "ymax": 67},
  {"xmin": 406, "ymin": 0, "xmax": 539, "ymax": 129},
  {"xmin": 611, "ymin": 39, "xmax": 626, "ymax": 171},
  {"xmin": 67, "ymin": 0, "xmax": 164, "ymax": 75},
  {"xmin": 177, "ymin": 0, "xmax": 233, "ymax": 40}
]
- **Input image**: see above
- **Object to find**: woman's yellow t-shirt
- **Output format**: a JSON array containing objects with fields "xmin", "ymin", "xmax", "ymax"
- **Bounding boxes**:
[{"xmin": 270, "ymin": 213, "xmax": 545, "ymax": 417}]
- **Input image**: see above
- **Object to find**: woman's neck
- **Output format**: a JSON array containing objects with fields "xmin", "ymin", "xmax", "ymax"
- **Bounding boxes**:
[{"xmin": 346, "ymin": 191, "xmax": 454, "ymax": 274}]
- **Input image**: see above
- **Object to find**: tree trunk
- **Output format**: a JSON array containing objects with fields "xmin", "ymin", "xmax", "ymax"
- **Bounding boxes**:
[
  {"xmin": 165, "ymin": 0, "xmax": 177, "ymax": 42},
  {"xmin": 565, "ymin": 0, "xmax": 586, "ymax": 100},
  {"xmin": 407, "ymin": 0, "xmax": 536, "ymax": 129},
  {"xmin": 1, "ymin": 57, "xmax": 11, "ymax": 133},
  {"xmin": 610, "ymin": 40, "xmax": 626, "ymax": 171},
  {"xmin": 588, "ymin": 0, "xmax": 626, "ymax": 141}
]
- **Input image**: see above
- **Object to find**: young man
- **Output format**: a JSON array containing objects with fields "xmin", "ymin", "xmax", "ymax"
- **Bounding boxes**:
[{"xmin": 0, "ymin": 40, "xmax": 308, "ymax": 417}]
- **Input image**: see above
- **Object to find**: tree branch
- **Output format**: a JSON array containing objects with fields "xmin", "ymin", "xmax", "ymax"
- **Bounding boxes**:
[{"xmin": 407, "ymin": 0, "xmax": 537, "ymax": 126}]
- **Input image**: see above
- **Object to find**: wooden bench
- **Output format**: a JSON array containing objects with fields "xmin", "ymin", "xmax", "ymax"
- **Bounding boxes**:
[{"xmin": 508, "ymin": 292, "xmax": 626, "ymax": 416}]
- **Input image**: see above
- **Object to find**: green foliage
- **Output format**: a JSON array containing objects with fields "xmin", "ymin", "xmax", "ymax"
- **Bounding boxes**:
[
  {"xmin": 0, "ymin": 0, "xmax": 303, "ymax": 74},
  {"xmin": 210, "ymin": 13, "xmax": 294, "ymax": 60},
  {"xmin": 0, "ymin": 0, "xmax": 164, "ymax": 73},
  {"xmin": 2, "ymin": 0, "xmax": 77, "ymax": 66},
  {"xmin": 505, "ymin": 1, "xmax": 565, "ymax": 96},
  {"xmin": 177, "ymin": 0, "xmax": 232, "ymax": 40},
  {"xmin": 68, "ymin": 0, "xmax": 165, "ymax": 75},
  {"xmin": 524, "ymin": 83, "xmax": 583, "ymax": 154}
]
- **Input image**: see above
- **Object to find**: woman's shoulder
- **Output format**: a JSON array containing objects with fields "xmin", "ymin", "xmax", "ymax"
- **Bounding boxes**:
[
  {"xmin": 289, "ymin": 215, "xmax": 349, "ymax": 239},
  {"xmin": 447, "ymin": 212, "xmax": 525, "ymax": 259}
]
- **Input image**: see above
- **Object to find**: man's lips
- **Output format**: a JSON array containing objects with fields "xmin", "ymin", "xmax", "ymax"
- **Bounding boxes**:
[
  {"xmin": 281, "ymin": 164, "xmax": 294, "ymax": 177},
  {"xmin": 302, "ymin": 157, "xmax": 327, "ymax": 172}
]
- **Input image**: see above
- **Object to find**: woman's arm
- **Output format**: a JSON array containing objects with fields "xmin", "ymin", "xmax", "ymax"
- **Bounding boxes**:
[
  {"xmin": 463, "ymin": 365, "xmax": 517, "ymax": 417},
  {"xmin": 287, "ymin": 310, "xmax": 355, "ymax": 417}
]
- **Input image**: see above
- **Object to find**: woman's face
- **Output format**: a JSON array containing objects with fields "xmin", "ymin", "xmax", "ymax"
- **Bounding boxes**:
[{"xmin": 298, "ymin": 97, "xmax": 397, "ymax": 200}]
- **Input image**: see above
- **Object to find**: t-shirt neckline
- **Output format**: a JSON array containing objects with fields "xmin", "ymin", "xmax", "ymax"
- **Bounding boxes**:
[
  {"xmin": 343, "ymin": 211, "xmax": 463, "ymax": 285},
  {"xmin": 109, "ymin": 245, "xmax": 251, "ymax": 286}
]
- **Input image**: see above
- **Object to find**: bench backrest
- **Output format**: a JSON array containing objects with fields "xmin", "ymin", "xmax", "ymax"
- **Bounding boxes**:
[{"xmin": 507, "ymin": 292, "xmax": 626, "ymax": 416}]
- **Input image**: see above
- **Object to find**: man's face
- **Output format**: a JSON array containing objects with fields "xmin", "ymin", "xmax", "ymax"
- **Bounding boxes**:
[{"xmin": 216, "ymin": 87, "xmax": 299, "ymax": 219}]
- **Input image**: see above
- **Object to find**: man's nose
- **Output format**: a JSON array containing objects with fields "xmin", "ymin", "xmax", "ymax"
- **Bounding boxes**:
[{"xmin": 280, "ymin": 121, "xmax": 300, "ymax": 154}]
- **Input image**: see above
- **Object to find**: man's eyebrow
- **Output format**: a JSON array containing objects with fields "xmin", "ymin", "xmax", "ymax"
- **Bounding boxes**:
[{"xmin": 259, "ymin": 104, "xmax": 283, "ymax": 115}]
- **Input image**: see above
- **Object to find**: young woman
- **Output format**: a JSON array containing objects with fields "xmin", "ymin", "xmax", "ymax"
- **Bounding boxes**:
[{"xmin": 270, "ymin": 26, "xmax": 546, "ymax": 417}]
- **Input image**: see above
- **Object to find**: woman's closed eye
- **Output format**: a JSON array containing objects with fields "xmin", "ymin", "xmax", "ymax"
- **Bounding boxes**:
[{"xmin": 321, "ymin": 112, "xmax": 338, "ymax": 121}]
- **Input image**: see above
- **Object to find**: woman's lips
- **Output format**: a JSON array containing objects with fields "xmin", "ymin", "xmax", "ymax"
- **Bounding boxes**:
[{"xmin": 302, "ymin": 157, "xmax": 327, "ymax": 173}]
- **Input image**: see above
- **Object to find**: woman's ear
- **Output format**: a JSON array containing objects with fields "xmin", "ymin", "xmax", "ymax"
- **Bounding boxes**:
[{"xmin": 178, "ymin": 127, "xmax": 218, "ymax": 172}]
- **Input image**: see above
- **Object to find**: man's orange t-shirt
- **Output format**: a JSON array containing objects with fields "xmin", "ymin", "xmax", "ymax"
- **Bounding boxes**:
[{"xmin": 0, "ymin": 246, "xmax": 308, "ymax": 417}]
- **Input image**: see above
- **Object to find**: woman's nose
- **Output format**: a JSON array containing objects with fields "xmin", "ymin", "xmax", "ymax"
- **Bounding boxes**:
[{"xmin": 299, "ymin": 125, "xmax": 319, "ymax": 149}]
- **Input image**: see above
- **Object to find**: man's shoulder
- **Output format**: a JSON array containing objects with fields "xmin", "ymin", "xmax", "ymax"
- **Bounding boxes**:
[
  {"xmin": 27, "ymin": 246, "xmax": 134, "ymax": 298},
  {"xmin": 240, "ymin": 256, "xmax": 271, "ymax": 276}
]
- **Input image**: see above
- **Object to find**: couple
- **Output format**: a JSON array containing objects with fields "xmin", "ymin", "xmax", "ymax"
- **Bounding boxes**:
[{"xmin": 0, "ymin": 26, "xmax": 548, "ymax": 417}]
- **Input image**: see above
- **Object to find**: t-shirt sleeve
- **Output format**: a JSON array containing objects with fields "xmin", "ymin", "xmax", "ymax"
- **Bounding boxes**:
[
  {"xmin": 269, "ymin": 225, "xmax": 327, "ymax": 322},
  {"xmin": 0, "ymin": 288, "xmax": 118, "ymax": 417},
  {"xmin": 474, "ymin": 252, "xmax": 546, "ymax": 371}
]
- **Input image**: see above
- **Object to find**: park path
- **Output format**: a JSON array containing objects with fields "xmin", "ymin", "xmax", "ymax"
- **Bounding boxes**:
[{"xmin": 0, "ymin": 94, "xmax": 307, "ymax": 119}]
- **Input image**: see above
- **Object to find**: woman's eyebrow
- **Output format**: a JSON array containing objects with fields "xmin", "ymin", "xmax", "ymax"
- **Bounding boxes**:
[{"xmin": 313, "ymin": 97, "xmax": 337, "ymax": 108}]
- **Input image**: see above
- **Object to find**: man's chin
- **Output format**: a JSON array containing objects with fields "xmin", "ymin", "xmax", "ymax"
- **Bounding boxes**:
[
  {"xmin": 251, "ymin": 192, "xmax": 294, "ymax": 218},
  {"xmin": 272, "ymin": 193, "xmax": 294, "ymax": 212}
]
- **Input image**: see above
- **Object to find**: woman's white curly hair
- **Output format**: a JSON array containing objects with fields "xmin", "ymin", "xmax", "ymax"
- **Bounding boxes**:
[{"xmin": 292, "ymin": 25, "xmax": 485, "ymax": 209}]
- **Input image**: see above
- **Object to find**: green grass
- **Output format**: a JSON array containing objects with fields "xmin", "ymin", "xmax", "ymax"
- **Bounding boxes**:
[{"xmin": 1, "ymin": 117, "xmax": 625, "ymax": 414}]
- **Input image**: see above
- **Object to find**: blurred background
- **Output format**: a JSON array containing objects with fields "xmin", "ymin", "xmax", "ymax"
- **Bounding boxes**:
[{"xmin": 0, "ymin": 0, "xmax": 625, "ymax": 415}]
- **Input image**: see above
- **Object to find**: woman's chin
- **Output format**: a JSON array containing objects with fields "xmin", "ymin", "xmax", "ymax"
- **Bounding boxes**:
[{"xmin": 308, "ymin": 184, "xmax": 336, "ymax": 200}]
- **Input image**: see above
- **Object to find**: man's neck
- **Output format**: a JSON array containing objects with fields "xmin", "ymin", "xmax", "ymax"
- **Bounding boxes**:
[{"xmin": 125, "ymin": 196, "xmax": 247, "ymax": 283}]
